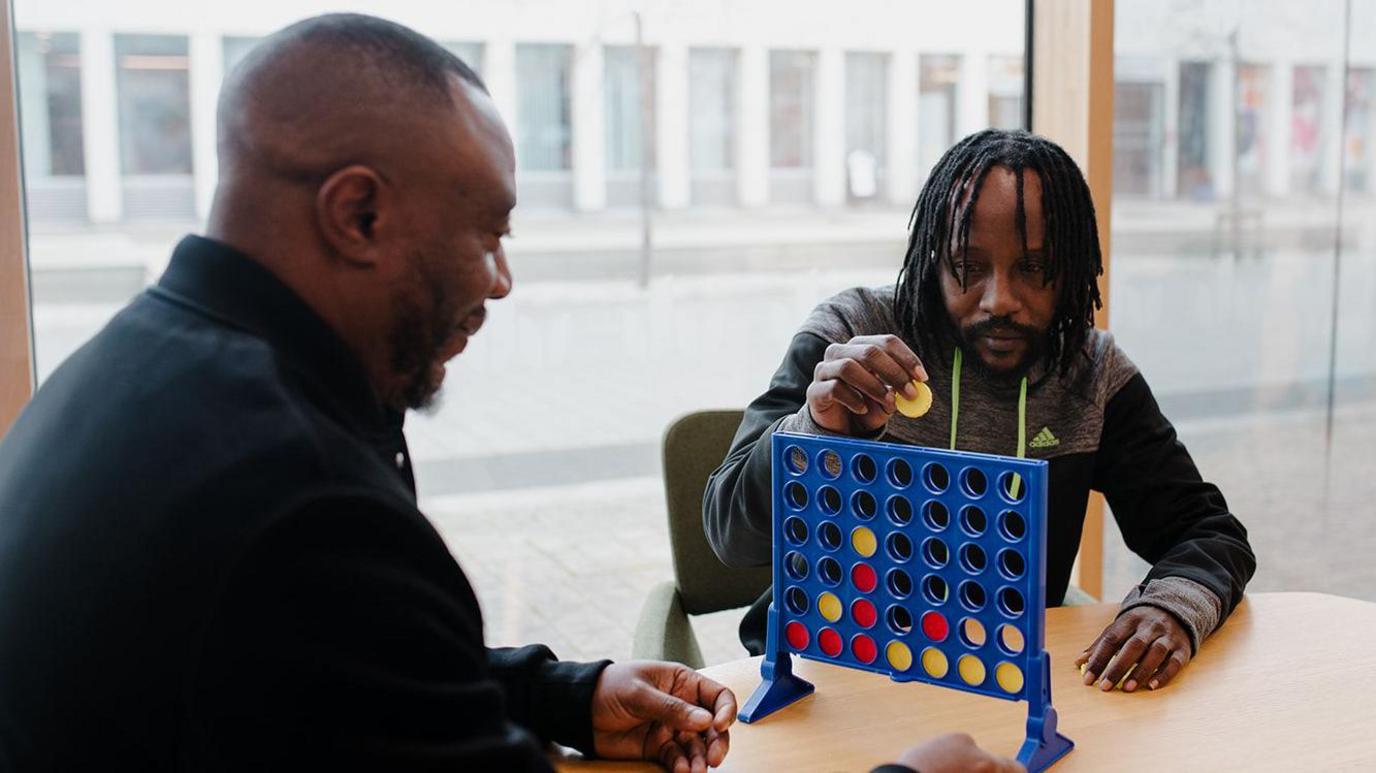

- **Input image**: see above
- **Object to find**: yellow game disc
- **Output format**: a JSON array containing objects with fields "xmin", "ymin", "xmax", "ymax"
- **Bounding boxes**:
[
  {"xmin": 896, "ymin": 380, "xmax": 933, "ymax": 418},
  {"xmin": 998, "ymin": 624, "xmax": 1025, "ymax": 655},
  {"xmin": 817, "ymin": 592, "xmax": 843, "ymax": 623},
  {"xmin": 958, "ymin": 654, "xmax": 986, "ymax": 686},
  {"xmin": 887, "ymin": 641, "xmax": 913, "ymax": 672},
  {"xmin": 921, "ymin": 647, "xmax": 949, "ymax": 678},
  {"xmin": 851, "ymin": 526, "xmax": 877, "ymax": 558},
  {"xmin": 961, "ymin": 618, "xmax": 986, "ymax": 647},
  {"xmin": 996, "ymin": 662, "xmax": 1025, "ymax": 694}
]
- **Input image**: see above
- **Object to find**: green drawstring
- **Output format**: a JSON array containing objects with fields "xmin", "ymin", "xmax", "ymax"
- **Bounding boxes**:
[{"xmin": 948, "ymin": 347, "xmax": 1028, "ymax": 498}]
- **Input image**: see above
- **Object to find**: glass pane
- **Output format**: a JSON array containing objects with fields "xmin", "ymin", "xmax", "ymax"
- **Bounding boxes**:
[
  {"xmin": 115, "ymin": 34, "xmax": 191, "ymax": 176},
  {"xmin": 515, "ymin": 43, "xmax": 571, "ymax": 171},
  {"xmin": 769, "ymin": 50, "xmax": 815, "ymax": 169},
  {"xmin": 14, "ymin": 3, "xmax": 1027, "ymax": 664},
  {"xmin": 1111, "ymin": 0, "xmax": 1375, "ymax": 604}
]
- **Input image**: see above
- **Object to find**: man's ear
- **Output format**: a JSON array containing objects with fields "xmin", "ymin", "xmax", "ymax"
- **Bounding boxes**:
[{"xmin": 315, "ymin": 165, "xmax": 389, "ymax": 267}]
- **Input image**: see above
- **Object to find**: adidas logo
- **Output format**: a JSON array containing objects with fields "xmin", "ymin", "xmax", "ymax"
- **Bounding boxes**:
[{"xmin": 1029, "ymin": 427, "xmax": 1060, "ymax": 449}]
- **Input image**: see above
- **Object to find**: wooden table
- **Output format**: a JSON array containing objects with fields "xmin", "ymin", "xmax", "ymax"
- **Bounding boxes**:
[{"xmin": 560, "ymin": 592, "xmax": 1376, "ymax": 771}]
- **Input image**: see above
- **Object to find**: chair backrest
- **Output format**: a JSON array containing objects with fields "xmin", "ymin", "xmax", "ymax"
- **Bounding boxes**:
[{"xmin": 662, "ymin": 410, "xmax": 773, "ymax": 616}]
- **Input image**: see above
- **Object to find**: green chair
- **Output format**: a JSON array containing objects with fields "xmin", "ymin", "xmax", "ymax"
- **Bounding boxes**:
[{"xmin": 633, "ymin": 410, "xmax": 771, "ymax": 668}]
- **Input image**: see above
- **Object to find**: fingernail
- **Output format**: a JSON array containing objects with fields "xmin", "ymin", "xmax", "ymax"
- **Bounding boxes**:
[
  {"xmin": 857, "ymin": 405, "xmax": 868, "ymax": 414},
  {"xmin": 691, "ymin": 708, "xmax": 712, "ymax": 725},
  {"xmin": 1082, "ymin": 671, "xmax": 1096, "ymax": 686},
  {"xmin": 1149, "ymin": 679, "xmax": 1160, "ymax": 690},
  {"xmin": 1099, "ymin": 679, "xmax": 1113, "ymax": 691},
  {"xmin": 1124, "ymin": 679, "xmax": 1137, "ymax": 692}
]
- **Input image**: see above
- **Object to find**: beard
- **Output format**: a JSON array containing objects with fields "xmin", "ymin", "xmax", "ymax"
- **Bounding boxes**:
[
  {"xmin": 955, "ymin": 315, "xmax": 1049, "ymax": 381},
  {"xmin": 386, "ymin": 251, "xmax": 461, "ymax": 412}
]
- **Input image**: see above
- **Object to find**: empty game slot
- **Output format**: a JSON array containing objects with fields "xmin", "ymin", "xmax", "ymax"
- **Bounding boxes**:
[
  {"xmin": 887, "ymin": 458, "xmax": 913, "ymax": 488},
  {"xmin": 959, "ymin": 506, "xmax": 987, "ymax": 537},
  {"xmin": 818, "ymin": 556, "xmax": 843, "ymax": 586},
  {"xmin": 960, "ymin": 467, "xmax": 987, "ymax": 498},
  {"xmin": 887, "ymin": 568, "xmax": 913, "ymax": 598},
  {"xmin": 959, "ymin": 617, "xmax": 987, "ymax": 648},
  {"xmin": 922, "ymin": 500, "xmax": 950, "ymax": 531},
  {"xmin": 886, "ymin": 604, "xmax": 914, "ymax": 635},
  {"xmin": 998, "ymin": 587, "xmax": 1026, "ymax": 618},
  {"xmin": 818, "ymin": 521, "xmax": 842, "ymax": 551},
  {"xmin": 921, "ymin": 537, "xmax": 949, "ymax": 568},
  {"xmin": 785, "ymin": 481, "xmax": 809, "ymax": 510},
  {"xmin": 997, "ymin": 624, "xmax": 1025, "ymax": 655},
  {"xmin": 923, "ymin": 462, "xmax": 950, "ymax": 493},
  {"xmin": 997, "ymin": 549, "xmax": 1025, "ymax": 580},
  {"xmin": 959, "ymin": 543, "xmax": 987, "ymax": 574},
  {"xmin": 784, "ymin": 517, "xmax": 809, "ymax": 546},
  {"xmin": 853, "ymin": 453, "xmax": 878, "ymax": 483},
  {"xmin": 818, "ymin": 485, "xmax": 842, "ymax": 515},
  {"xmin": 785, "ymin": 586, "xmax": 809, "ymax": 615},
  {"xmin": 998, "ymin": 510, "xmax": 1026, "ymax": 542},
  {"xmin": 886, "ymin": 495, "xmax": 913, "ymax": 525},
  {"xmin": 851, "ymin": 490, "xmax": 878, "ymax": 520},
  {"xmin": 922, "ymin": 574, "xmax": 949, "ymax": 605},
  {"xmin": 785, "ymin": 446, "xmax": 809, "ymax": 475},
  {"xmin": 998, "ymin": 471, "xmax": 1025, "ymax": 503},
  {"xmin": 886, "ymin": 532, "xmax": 913, "ymax": 563},
  {"xmin": 784, "ymin": 551, "xmax": 809, "ymax": 581},
  {"xmin": 820, "ymin": 449, "xmax": 843, "ymax": 479},
  {"xmin": 958, "ymin": 580, "xmax": 986, "ymax": 611}
]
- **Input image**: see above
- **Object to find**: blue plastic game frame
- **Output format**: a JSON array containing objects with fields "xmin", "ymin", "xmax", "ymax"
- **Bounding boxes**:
[{"xmin": 739, "ymin": 432, "xmax": 1073, "ymax": 772}]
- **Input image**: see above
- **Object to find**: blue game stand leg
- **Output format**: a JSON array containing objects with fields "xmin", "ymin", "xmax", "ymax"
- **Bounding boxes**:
[
  {"xmin": 738, "ymin": 603, "xmax": 814, "ymax": 723},
  {"xmin": 1016, "ymin": 653, "xmax": 1074, "ymax": 772}
]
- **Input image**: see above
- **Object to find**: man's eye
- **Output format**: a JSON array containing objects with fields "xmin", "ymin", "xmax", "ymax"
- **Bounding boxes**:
[{"xmin": 1020, "ymin": 261, "xmax": 1045, "ymax": 274}]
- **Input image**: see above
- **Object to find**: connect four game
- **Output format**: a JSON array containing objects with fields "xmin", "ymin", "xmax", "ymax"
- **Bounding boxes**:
[{"xmin": 739, "ymin": 432, "xmax": 1073, "ymax": 772}]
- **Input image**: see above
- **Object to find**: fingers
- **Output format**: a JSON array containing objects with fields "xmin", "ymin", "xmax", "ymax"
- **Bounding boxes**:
[
  {"xmin": 657, "ymin": 737, "xmax": 690, "ymax": 773},
  {"xmin": 691, "ymin": 675, "xmax": 737, "ymax": 732},
  {"xmin": 626, "ymin": 681, "xmax": 713, "ymax": 732},
  {"xmin": 849, "ymin": 334, "xmax": 929, "ymax": 382},
  {"xmin": 1148, "ymin": 649, "xmax": 1190, "ymax": 690},
  {"xmin": 1097, "ymin": 633, "xmax": 1151, "ymax": 692},
  {"xmin": 1123, "ymin": 636, "xmax": 1172, "ymax": 693},
  {"xmin": 815, "ymin": 356, "xmax": 896, "ymax": 408},
  {"xmin": 705, "ymin": 727, "xmax": 730, "ymax": 768},
  {"xmin": 676, "ymin": 731, "xmax": 708, "ymax": 773},
  {"xmin": 1080, "ymin": 616, "xmax": 1133, "ymax": 684}
]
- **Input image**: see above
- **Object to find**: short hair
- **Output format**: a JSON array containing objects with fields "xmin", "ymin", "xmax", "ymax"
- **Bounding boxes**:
[
  {"xmin": 257, "ymin": 13, "xmax": 487, "ymax": 100},
  {"xmin": 892, "ymin": 129, "xmax": 1104, "ymax": 375}
]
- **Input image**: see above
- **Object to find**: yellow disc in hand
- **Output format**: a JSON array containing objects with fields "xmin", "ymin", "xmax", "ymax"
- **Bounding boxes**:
[{"xmin": 895, "ymin": 380, "xmax": 933, "ymax": 418}]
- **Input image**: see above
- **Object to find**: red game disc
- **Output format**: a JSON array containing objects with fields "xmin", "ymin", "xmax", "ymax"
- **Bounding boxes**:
[
  {"xmin": 851, "ymin": 562, "xmax": 878, "ymax": 593},
  {"xmin": 921, "ymin": 610, "xmax": 949, "ymax": 642},
  {"xmin": 851, "ymin": 598, "xmax": 878, "ymax": 628},
  {"xmin": 785, "ymin": 621, "xmax": 810, "ymax": 650},
  {"xmin": 818, "ymin": 627, "xmax": 843, "ymax": 657},
  {"xmin": 851, "ymin": 634, "xmax": 878, "ymax": 664}
]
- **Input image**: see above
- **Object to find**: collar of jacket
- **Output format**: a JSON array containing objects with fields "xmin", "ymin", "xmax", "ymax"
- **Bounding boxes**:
[{"xmin": 151, "ymin": 234, "xmax": 404, "ymax": 438}]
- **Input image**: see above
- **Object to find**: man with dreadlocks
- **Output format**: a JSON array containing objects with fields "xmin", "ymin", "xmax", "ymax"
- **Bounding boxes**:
[{"xmin": 705, "ymin": 129, "xmax": 1255, "ymax": 696}]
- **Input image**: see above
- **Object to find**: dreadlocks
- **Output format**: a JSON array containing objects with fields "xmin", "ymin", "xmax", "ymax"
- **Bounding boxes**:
[{"xmin": 892, "ymin": 128, "xmax": 1103, "ymax": 376}]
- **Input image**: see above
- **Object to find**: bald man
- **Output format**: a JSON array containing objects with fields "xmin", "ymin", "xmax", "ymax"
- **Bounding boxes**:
[{"xmin": 0, "ymin": 15, "xmax": 735, "ymax": 772}]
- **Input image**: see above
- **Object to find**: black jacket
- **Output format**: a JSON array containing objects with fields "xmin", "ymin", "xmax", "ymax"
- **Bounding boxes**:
[
  {"xmin": 0, "ymin": 236, "xmax": 605, "ymax": 771},
  {"xmin": 704, "ymin": 286, "xmax": 1256, "ymax": 655}
]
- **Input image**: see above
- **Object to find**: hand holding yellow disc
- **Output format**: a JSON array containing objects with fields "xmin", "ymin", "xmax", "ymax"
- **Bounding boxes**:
[{"xmin": 895, "ymin": 380, "xmax": 932, "ymax": 418}]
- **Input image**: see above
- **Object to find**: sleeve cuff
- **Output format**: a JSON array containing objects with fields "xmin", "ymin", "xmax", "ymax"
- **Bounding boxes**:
[
  {"xmin": 515, "ymin": 653, "xmax": 613, "ymax": 756},
  {"xmin": 1117, "ymin": 576, "xmax": 1224, "ymax": 655},
  {"xmin": 779, "ymin": 406, "xmax": 887, "ymax": 441}
]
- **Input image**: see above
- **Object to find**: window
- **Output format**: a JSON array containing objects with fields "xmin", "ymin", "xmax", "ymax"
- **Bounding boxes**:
[
  {"xmin": 604, "ymin": 45, "xmax": 654, "ymax": 172},
  {"xmin": 11, "ymin": 1, "xmax": 1029, "ymax": 665},
  {"xmin": 115, "ymin": 34, "xmax": 192, "ymax": 176},
  {"xmin": 1345, "ymin": 68, "xmax": 1376, "ymax": 193},
  {"xmin": 919, "ymin": 54, "xmax": 961, "ymax": 178},
  {"xmin": 845, "ymin": 52, "xmax": 886, "ymax": 202},
  {"xmin": 987, "ymin": 55, "xmax": 1024, "ymax": 130},
  {"xmin": 769, "ymin": 50, "xmax": 815, "ymax": 170},
  {"xmin": 515, "ymin": 44, "xmax": 571, "ymax": 171},
  {"xmin": 1290, "ymin": 65, "xmax": 1327, "ymax": 194},
  {"xmin": 1235, "ymin": 63, "xmax": 1270, "ymax": 198},
  {"xmin": 1177, "ymin": 61, "xmax": 1214, "ymax": 198},
  {"xmin": 17, "ymin": 32, "xmax": 84, "ymax": 179},
  {"xmin": 689, "ymin": 48, "xmax": 735, "ymax": 173}
]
